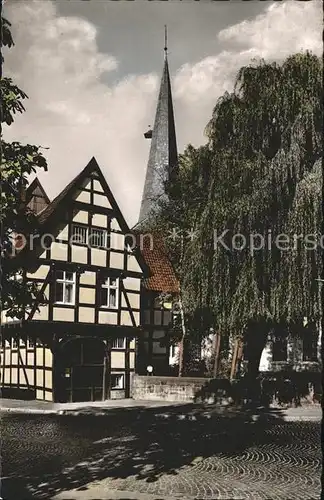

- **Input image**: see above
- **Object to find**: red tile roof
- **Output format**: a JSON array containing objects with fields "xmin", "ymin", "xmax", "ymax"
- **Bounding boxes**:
[{"xmin": 138, "ymin": 232, "xmax": 179, "ymax": 293}]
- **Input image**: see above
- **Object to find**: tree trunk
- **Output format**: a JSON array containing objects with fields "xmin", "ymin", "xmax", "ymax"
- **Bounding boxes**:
[
  {"xmin": 212, "ymin": 331, "xmax": 221, "ymax": 378},
  {"xmin": 230, "ymin": 338, "xmax": 239, "ymax": 380},
  {"xmin": 178, "ymin": 291, "xmax": 186, "ymax": 377}
]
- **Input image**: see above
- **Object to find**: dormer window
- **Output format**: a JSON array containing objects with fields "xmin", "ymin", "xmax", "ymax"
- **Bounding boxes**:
[
  {"xmin": 55, "ymin": 271, "xmax": 75, "ymax": 305},
  {"xmin": 100, "ymin": 276, "xmax": 119, "ymax": 309}
]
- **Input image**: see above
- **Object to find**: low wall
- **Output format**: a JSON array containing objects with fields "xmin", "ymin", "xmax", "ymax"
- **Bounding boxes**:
[
  {"xmin": 132, "ymin": 375, "xmax": 213, "ymax": 403},
  {"xmin": 132, "ymin": 372, "xmax": 322, "ymax": 406}
]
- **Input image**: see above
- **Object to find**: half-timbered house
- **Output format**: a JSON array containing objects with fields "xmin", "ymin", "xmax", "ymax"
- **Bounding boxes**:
[
  {"xmin": 1, "ymin": 40, "xmax": 184, "ymax": 400},
  {"xmin": 136, "ymin": 234, "xmax": 179, "ymax": 375},
  {"xmin": 1, "ymin": 158, "xmax": 148, "ymax": 402}
]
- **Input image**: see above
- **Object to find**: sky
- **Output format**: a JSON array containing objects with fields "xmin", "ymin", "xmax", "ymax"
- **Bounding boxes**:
[{"xmin": 3, "ymin": 0, "xmax": 322, "ymax": 227}]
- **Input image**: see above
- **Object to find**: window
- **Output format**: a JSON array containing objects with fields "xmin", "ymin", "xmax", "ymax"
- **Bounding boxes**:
[
  {"xmin": 112, "ymin": 337, "xmax": 125, "ymax": 349},
  {"xmin": 71, "ymin": 224, "xmax": 87, "ymax": 245},
  {"xmin": 29, "ymin": 195, "xmax": 47, "ymax": 215},
  {"xmin": 55, "ymin": 271, "xmax": 75, "ymax": 304},
  {"xmin": 12, "ymin": 338, "xmax": 18, "ymax": 349},
  {"xmin": 28, "ymin": 338, "xmax": 35, "ymax": 349},
  {"xmin": 111, "ymin": 374, "xmax": 124, "ymax": 389},
  {"xmin": 272, "ymin": 335, "xmax": 287, "ymax": 362},
  {"xmin": 71, "ymin": 225, "xmax": 108, "ymax": 248},
  {"xmin": 89, "ymin": 228, "xmax": 108, "ymax": 248},
  {"xmin": 170, "ymin": 344, "xmax": 177, "ymax": 358},
  {"xmin": 100, "ymin": 277, "xmax": 119, "ymax": 309},
  {"xmin": 303, "ymin": 331, "xmax": 318, "ymax": 362}
]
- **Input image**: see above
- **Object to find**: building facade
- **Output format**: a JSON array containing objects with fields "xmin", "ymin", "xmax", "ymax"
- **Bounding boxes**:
[
  {"xmin": 1, "ymin": 158, "xmax": 148, "ymax": 401},
  {"xmin": 0, "ymin": 45, "xmax": 180, "ymax": 401}
]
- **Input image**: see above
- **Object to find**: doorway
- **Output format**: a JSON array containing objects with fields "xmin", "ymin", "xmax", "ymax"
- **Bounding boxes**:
[{"xmin": 58, "ymin": 337, "xmax": 107, "ymax": 402}]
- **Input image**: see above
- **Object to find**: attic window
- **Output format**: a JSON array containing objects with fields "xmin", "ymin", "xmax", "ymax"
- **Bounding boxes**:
[
  {"xmin": 71, "ymin": 225, "xmax": 109, "ymax": 248},
  {"xmin": 72, "ymin": 224, "xmax": 87, "ymax": 245},
  {"xmin": 89, "ymin": 228, "xmax": 108, "ymax": 249}
]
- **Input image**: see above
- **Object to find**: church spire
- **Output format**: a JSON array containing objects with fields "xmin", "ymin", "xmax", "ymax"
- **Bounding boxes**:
[{"xmin": 137, "ymin": 27, "xmax": 178, "ymax": 226}]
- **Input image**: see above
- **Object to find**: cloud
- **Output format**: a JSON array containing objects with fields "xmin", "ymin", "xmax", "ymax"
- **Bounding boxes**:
[
  {"xmin": 4, "ymin": 0, "xmax": 157, "ymax": 225},
  {"xmin": 3, "ymin": 0, "xmax": 321, "ymax": 225},
  {"xmin": 174, "ymin": 0, "xmax": 321, "ymax": 147}
]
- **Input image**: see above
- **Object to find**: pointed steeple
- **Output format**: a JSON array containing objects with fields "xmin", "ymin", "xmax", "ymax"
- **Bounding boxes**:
[{"xmin": 138, "ymin": 27, "xmax": 178, "ymax": 225}]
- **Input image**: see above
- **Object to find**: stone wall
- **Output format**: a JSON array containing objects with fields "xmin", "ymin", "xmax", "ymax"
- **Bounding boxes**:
[
  {"xmin": 132, "ymin": 373, "xmax": 322, "ymax": 407},
  {"xmin": 132, "ymin": 375, "xmax": 213, "ymax": 402}
]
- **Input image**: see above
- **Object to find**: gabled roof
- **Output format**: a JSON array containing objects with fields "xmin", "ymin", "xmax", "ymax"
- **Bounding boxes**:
[
  {"xmin": 37, "ymin": 160, "xmax": 93, "ymax": 225},
  {"xmin": 25, "ymin": 177, "xmax": 50, "ymax": 205},
  {"xmin": 137, "ymin": 231, "xmax": 179, "ymax": 293},
  {"xmin": 35, "ymin": 157, "xmax": 149, "ymax": 276},
  {"xmin": 138, "ymin": 54, "xmax": 178, "ymax": 225}
]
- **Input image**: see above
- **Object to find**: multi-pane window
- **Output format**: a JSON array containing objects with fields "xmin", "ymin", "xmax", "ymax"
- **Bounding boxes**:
[
  {"xmin": 111, "ymin": 374, "xmax": 124, "ymax": 389},
  {"xmin": 71, "ymin": 224, "xmax": 108, "ymax": 248},
  {"xmin": 100, "ymin": 277, "xmax": 119, "ymax": 309},
  {"xmin": 112, "ymin": 337, "xmax": 125, "ymax": 349},
  {"xmin": 71, "ymin": 224, "xmax": 87, "ymax": 245},
  {"xmin": 55, "ymin": 271, "xmax": 75, "ymax": 304}
]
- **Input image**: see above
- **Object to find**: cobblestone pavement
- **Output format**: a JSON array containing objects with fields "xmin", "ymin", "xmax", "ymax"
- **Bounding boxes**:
[{"xmin": 1, "ymin": 411, "xmax": 321, "ymax": 500}]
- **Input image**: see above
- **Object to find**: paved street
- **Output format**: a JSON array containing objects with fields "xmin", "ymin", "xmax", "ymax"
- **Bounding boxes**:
[{"xmin": 0, "ymin": 407, "xmax": 321, "ymax": 500}]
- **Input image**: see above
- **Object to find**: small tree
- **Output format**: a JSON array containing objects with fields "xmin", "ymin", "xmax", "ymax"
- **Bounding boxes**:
[{"xmin": 1, "ymin": 17, "xmax": 48, "ymax": 318}]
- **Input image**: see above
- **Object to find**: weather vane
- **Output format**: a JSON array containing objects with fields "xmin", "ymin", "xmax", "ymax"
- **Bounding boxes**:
[{"xmin": 164, "ymin": 25, "xmax": 168, "ymax": 57}]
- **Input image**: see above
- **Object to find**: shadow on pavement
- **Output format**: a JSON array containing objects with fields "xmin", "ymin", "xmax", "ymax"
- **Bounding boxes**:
[{"xmin": 0, "ymin": 404, "xmax": 291, "ymax": 499}]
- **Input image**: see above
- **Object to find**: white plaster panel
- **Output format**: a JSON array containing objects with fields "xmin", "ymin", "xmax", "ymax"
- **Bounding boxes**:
[
  {"xmin": 71, "ymin": 246, "xmax": 88, "ymax": 264},
  {"xmin": 79, "ymin": 287, "xmax": 96, "ymax": 305},
  {"xmin": 93, "ymin": 179, "xmax": 104, "ymax": 192},
  {"xmin": 127, "ymin": 255, "xmax": 142, "ymax": 273},
  {"xmin": 75, "ymin": 191, "xmax": 91, "ymax": 204},
  {"xmin": 91, "ymin": 248, "xmax": 107, "ymax": 267},
  {"xmin": 79, "ymin": 307, "xmax": 95, "ymax": 323},
  {"xmin": 110, "ymin": 252, "xmax": 124, "ymax": 269},
  {"xmin": 73, "ymin": 210, "xmax": 88, "ymax": 224},
  {"xmin": 80, "ymin": 271, "xmax": 96, "ymax": 285},
  {"xmin": 94, "ymin": 193, "xmax": 111, "ymax": 208},
  {"xmin": 99, "ymin": 311, "xmax": 118, "ymax": 324},
  {"xmin": 53, "ymin": 308, "xmax": 74, "ymax": 322},
  {"xmin": 92, "ymin": 213, "xmax": 107, "ymax": 228}
]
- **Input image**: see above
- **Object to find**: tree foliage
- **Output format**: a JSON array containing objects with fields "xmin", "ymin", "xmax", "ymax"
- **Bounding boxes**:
[
  {"xmin": 1, "ymin": 17, "xmax": 48, "ymax": 318},
  {"xmin": 156, "ymin": 52, "xmax": 322, "ymax": 374}
]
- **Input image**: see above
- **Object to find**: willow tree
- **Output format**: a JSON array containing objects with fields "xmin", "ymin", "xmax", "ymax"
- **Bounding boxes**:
[{"xmin": 158, "ymin": 52, "xmax": 322, "ymax": 377}]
